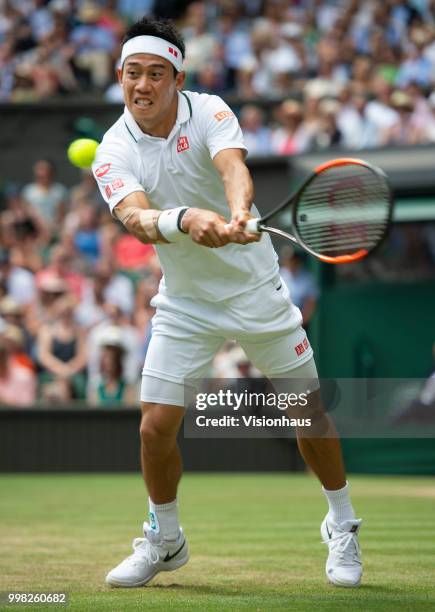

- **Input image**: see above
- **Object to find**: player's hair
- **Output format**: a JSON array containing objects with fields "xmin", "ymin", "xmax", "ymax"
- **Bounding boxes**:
[{"xmin": 122, "ymin": 17, "xmax": 185, "ymax": 75}]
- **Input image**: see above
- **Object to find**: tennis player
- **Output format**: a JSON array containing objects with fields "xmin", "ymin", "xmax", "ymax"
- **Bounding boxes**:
[{"xmin": 93, "ymin": 17, "xmax": 363, "ymax": 589}]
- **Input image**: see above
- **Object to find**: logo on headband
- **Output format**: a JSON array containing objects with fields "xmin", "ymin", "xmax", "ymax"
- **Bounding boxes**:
[{"xmin": 168, "ymin": 46, "xmax": 179, "ymax": 58}]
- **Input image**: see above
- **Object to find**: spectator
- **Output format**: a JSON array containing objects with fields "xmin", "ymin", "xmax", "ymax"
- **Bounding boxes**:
[
  {"xmin": 71, "ymin": 202, "xmax": 102, "ymax": 265},
  {"xmin": 28, "ymin": 0, "xmax": 53, "ymax": 42},
  {"xmin": 182, "ymin": 2, "xmax": 219, "ymax": 80},
  {"xmin": 87, "ymin": 316, "xmax": 142, "ymax": 398},
  {"xmin": 0, "ymin": 184, "xmax": 47, "ymax": 271},
  {"xmin": 37, "ymin": 295, "xmax": 87, "ymax": 399},
  {"xmin": 217, "ymin": 9, "xmax": 252, "ymax": 90},
  {"xmin": 93, "ymin": 257, "xmax": 135, "ymax": 315},
  {"xmin": 24, "ymin": 273, "xmax": 68, "ymax": 337},
  {"xmin": 365, "ymin": 75, "xmax": 399, "ymax": 132},
  {"xmin": 0, "ymin": 296, "xmax": 33, "ymax": 356},
  {"xmin": 112, "ymin": 229, "xmax": 156, "ymax": 271},
  {"xmin": 69, "ymin": 2, "xmax": 116, "ymax": 89},
  {"xmin": 36, "ymin": 244, "xmax": 86, "ymax": 301},
  {"xmin": 337, "ymin": 92, "xmax": 379, "ymax": 149},
  {"xmin": 382, "ymin": 90, "xmax": 425, "ymax": 145},
  {"xmin": 76, "ymin": 258, "xmax": 135, "ymax": 327},
  {"xmin": 22, "ymin": 159, "xmax": 67, "ymax": 229},
  {"xmin": 395, "ymin": 34, "xmax": 433, "ymax": 89},
  {"xmin": 0, "ymin": 40, "xmax": 17, "ymax": 101},
  {"xmin": 0, "ymin": 248, "xmax": 35, "ymax": 306},
  {"xmin": 279, "ymin": 246, "xmax": 319, "ymax": 326},
  {"xmin": 90, "ymin": 341, "xmax": 136, "ymax": 405},
  {"xmin": 239, "ymin": 104, "xmax": 273, "ymax": 156},
  {"xmin": 311, "ymin": 98, "xmax": 342, "ymax": 149},
  {"xmin": 242, "ymin": 24, "xmax": 275, "ymax": 98},
  {"xmin": 2, "ymin": 323, "xmax": 34, "ymax": 372},
  {"xmin": 0, "ymin": 335, "xmax": 36, "ymax": 406},
  {"xmin": 195, "ymin": 62, "xmax": 227, "ymax": 95},
  {"xmin": 271, "ymin": 98, "xmax": 310, "ymax": 155}
]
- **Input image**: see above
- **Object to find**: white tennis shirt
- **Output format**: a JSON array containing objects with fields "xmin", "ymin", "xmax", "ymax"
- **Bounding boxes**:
[{"xmin": 93, "ymin": 90, "xmax": 279, "ymax": 301}]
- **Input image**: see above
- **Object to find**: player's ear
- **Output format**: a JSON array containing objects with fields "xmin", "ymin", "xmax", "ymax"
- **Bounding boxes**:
[
  {"xmin": 175, "ymin": 70, "xmax": 186, "ymax": 90},
  {"xmin": 117, "ymin": 65, "xmax": 123, "ymax": 86}
]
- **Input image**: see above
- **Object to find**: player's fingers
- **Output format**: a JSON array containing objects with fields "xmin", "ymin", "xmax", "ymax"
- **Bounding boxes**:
[
  {"xmin": 214, "ymin": 225, "xmax": 232, "ymax": 245},
  {"xmin": 230, "ymin": 231, "xmax": 261, "ymax": 245},
  {"xmin": 193, "ymin": 228, "xmax": 229, "ymax": 248},
  {"xmin": 209, "ymin": 228, "xmax": 231, "ymax": 247}
]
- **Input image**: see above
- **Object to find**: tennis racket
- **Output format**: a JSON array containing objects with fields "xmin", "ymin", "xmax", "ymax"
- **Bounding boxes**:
[{"xmin": 246, "ymin": 158, "xmax": 393, "ymax": 264}]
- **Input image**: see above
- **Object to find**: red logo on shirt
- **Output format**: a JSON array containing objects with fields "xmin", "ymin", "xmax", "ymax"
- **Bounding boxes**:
[
  {"xmin": 111, "ymin": 178, "xmax": 124, "ymax": 191},
  {"xmin": 105, "ymin": 185, "xmax": 112, "ymax": 199},
  {"xmin": 177, "ymin": 136, "xmax": 190, "ymax": 152},
  {"xmin": 168, "ymin": 47, "xmax": 178, "ymax": 58},
  {"xmin": 96, "ymin": 163, "xmax": 111, "ymax": 177}
]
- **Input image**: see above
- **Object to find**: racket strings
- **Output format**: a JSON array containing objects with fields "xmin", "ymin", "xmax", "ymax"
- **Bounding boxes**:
[{"xmin": 295, "ymin": 166, "xmax": 390, "ymax": 258}]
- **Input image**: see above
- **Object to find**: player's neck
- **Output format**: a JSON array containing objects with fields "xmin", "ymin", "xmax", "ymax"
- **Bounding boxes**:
[{"xmin": 135, "ymin": 96, "xmax": 178, "ymax": 139}]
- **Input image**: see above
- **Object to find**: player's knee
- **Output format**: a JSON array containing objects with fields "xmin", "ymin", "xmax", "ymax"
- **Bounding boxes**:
[
  {"xmin": 139, "ymin": 414, "xmax": 174, "ymax": 457},
  {"xmin": 295, "ymin": 389, "xmax": 333, "ymax": 437},
  {"xmin": 285, "ymin": 389, "xmax": 326, "ymax": 435}
]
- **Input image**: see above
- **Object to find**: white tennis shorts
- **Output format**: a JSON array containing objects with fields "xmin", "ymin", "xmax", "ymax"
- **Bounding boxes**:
[{"xmin": 141, "ymin": 275, "xmax": 318, "ymax": 406}]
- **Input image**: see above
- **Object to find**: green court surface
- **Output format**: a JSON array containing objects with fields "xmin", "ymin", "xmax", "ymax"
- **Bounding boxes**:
[{"xmin": 1, "ymin": 473, "xmax": 434, "ymax": 611}]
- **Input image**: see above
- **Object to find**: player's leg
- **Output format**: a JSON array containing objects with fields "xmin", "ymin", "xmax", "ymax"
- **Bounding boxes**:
[
  {"xmin": 140, "ymin": 401, "xmax": 184, "ymax": 504},
  {"xmin": 244, "ymin": 346, "xmax": 362, "ymax": 587},
  {"xmin": 106, "ymin": 398, "xmax": 188, "ymax": 588},
  {"xmin": 276, "ymin": 363, "xmax": 362, "ymax": 588},
  {"xmin": 236, "ymin": 279, "xmax": 362, "ymax": 587},
  {"xmin": 106, "ymin": 294, "xmax": 224, "ymax": 588}
]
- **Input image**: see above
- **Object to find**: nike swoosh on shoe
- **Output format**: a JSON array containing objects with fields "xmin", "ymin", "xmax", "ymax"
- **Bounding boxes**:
[{"xmin": 164, "ymin": 540, "xmax": 185, "ymax": 562}]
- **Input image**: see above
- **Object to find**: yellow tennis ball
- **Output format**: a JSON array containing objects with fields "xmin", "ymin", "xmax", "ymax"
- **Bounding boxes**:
[{"xmin": 67, "ymin": 138, "xmax": 99, "ymax": 169}]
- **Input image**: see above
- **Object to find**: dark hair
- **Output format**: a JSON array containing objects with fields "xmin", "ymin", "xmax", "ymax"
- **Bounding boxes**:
[
  {"xmin": 101, "ymin": 345, "xmax": 124, "ymax": 379},
  {"xmin": 122, "ymin": 17, "xmax": 185, "ymax": 73}
]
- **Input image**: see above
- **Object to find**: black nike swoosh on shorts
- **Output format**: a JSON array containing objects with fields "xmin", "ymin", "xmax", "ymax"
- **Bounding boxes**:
[
  {"xmin": 163, "ymin": 539, "xmax": 185, "ymax": 562},
  {"xmin": 326, "ymin": 521, "xmax": 332, "ymax": 539}
]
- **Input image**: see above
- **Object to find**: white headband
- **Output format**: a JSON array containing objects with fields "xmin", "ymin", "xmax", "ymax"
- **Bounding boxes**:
[{"xmin": 121, "ymin": 35, "xmax": 183, "ymax": 72}]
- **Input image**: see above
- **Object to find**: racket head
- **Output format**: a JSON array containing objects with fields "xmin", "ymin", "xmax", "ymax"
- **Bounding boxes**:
[{"xmin": 291, "ymin": 158, "xmax": 394, "ymax": 264}]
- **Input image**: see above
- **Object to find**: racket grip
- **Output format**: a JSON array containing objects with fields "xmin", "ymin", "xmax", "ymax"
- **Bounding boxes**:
[{"xmin": 245, "ymin": 218, "xmax": 261, "ymax": 233}]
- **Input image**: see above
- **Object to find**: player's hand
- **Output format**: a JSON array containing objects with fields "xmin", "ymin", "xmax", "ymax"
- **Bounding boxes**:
[
  {"xmin": 182, "ymin": 208, "xmax": 232, "ymax": 248},
  {"xmin": 225, "ymin": 210, "xmax": 261, "ymax": 245}
]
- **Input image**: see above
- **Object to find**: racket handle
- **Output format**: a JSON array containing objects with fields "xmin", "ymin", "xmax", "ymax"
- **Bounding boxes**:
[{"xmin": 245, "ymin": 218, "xmax": 261, "ymax": 233}]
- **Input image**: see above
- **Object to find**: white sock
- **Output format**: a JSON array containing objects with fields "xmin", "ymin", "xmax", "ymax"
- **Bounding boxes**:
[
  {"xmin": 148, "ymin": 498, "xmax": 180, "ymax": 541},
  {"xmin": 322, "ymin": 481, "xmax": 356, "ymax": 525}
]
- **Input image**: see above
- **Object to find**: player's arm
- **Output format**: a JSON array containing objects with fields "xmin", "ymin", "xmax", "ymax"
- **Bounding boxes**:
[
  {"xmin": 113, "ymin": 191, "xmax": 169, "ymax": 244},
  {"xmin": 212, "ymin": 148, "xmax": 260, "ymax": 244},
  {"xmin": 94, "ymin": 145, "xmax": 230, "ymax": 248},
  {"xmin": 115, "ymin": 192, "xmax": 232, "ymax": 248}
]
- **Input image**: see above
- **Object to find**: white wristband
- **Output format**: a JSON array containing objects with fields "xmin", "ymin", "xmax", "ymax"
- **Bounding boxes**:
[{"xmin": 157, "ymin": 207, "xmax": 188, "ymax": 242}]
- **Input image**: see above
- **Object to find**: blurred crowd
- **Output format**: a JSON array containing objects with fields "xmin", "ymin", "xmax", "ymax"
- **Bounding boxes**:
[
  {"xmin": 2, "ymin": 1, "xmax": 435, "ymax": 151},
  {"xmin": 0, "ymin": 159, "xmax": 320, "ymax": 406},
  {"xmin": 0, "ymin": 159, "xmax": 161, "ymax": 405}
]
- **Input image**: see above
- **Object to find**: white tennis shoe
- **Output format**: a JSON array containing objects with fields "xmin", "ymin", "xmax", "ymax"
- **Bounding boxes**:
[
  {"xmin": 321, "ymin": 515, "xmax": 362, "ymax": 587},
  {"xmin": 106, "ymin": 522, "xmax": 189, "ymax": 587}
]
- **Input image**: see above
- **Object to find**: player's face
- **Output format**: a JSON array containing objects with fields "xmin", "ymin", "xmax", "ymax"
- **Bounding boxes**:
[{"xmin": 119, "ymin": 54, "xmax": 185, "ymax": 136}]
